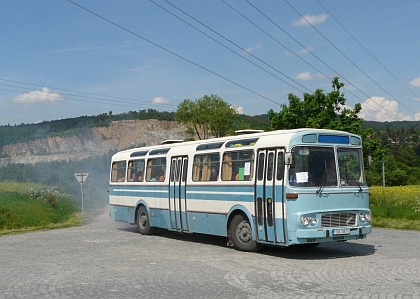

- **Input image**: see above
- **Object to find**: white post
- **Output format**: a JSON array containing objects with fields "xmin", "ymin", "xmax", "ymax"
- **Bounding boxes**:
[
  {"xmin": 80, "ymin": 182, "xmax": 84, "ymax": 213},
  {"xmin": 74, "ymin": 173, "xmax": 89, "ymax": 213}
]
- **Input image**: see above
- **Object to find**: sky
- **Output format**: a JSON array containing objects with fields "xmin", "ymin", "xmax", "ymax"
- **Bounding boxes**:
[{"xmin": 1, "ymin": 0, "xmax": 420, "ymax": 126}]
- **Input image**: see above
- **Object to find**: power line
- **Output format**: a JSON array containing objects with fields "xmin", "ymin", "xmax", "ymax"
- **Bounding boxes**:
[
  {"xmin": 66, "ymin": 0, "xmax": 282, "ymax": 107},
  {"xmin": 158, "ymin": 0, "xmax": 311, "ymax": 95},
  {"xmin": 0, "ymin": 80, "xmax": 177, "ymax": 111},
  {"xmin": 284, "ymin": 0, "xmax": 416, "ymax": 117},
  {"xmin": 0, "ymin": 85, "xmax": 175, "ymax": 112},
  {"xmin": 160, "ymin": 0, "xmax": 401, "ymax": 122},
  {"xmin": 316, "ymin": 0, "xmax": 420, "ymax": 101},
  {"xmin": 242, "ymin": 0, "xmax": 402, "ymax": 121}
]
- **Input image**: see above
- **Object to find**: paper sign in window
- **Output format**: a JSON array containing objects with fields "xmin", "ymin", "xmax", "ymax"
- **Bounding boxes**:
[
  {"xmin": 244, "ymin": 162, "xmax": 251, "ymax": 175},
  {"xmin": 296, "ymin": 172, "xmax": 308, "ymax": 183}
]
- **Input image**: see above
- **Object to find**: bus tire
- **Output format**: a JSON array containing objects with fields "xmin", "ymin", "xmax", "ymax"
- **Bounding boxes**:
[
  {"xmin": 136, "ymin": 206, "xmax": 155, "ymax": 235},
  {"xmin": 230, "ymin": 214, "xmax": 259, "ymax": 252}
]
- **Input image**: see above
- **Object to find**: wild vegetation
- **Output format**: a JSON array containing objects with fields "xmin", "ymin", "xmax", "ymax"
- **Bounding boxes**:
[
  {"xmin": 369, "ymin": 185, "xmax": 420, "ymax": 230},
  {"xmin": 0, "ymin": 181, "xmax": 80, "ymax": 235},
  {"xmin": 0, "ymin": 154, "xmax": 112, "ymax": 214}
]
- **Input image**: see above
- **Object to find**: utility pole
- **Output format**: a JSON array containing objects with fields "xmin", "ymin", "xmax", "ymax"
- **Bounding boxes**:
[{"xmin": 381, "ymin": 160, "xmax": 386, "ymax": 187}]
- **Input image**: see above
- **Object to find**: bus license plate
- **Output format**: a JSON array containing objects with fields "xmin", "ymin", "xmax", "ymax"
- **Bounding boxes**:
[{"xmin": 332, "ymin": 228, "xmax": 350, "ymax": 235}]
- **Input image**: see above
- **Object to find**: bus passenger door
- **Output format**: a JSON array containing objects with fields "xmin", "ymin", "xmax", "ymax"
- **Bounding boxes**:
[
  {"xmin": 255, "ymin": 148, "xmax": 285, "ymax": 244},
  {"xmin": 169, "ymin": 156, "xmax": 189, "ymax": 232}
]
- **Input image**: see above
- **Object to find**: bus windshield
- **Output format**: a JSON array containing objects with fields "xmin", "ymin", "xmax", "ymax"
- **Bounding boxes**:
[
  {"xmin": 289, "ymin": 146, "xmax": 365, "ymax": 187},
  {"xmin": 337, "ymin": 148, "xmax": 366, "ymax": 187}
]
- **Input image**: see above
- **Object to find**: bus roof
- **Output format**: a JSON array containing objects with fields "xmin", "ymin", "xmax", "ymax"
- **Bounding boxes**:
[{"xmin": 112, "ymin": 128, "xmax": 361, "ymax": 160}]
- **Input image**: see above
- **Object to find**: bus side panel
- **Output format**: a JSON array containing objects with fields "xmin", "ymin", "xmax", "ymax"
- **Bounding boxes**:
[
  {"xmin": 148, "ymin": 207, "xmax": 171, "ymax": 229},
  {"xmin": 186, "ymin": 211, "xmax": 227, "ymax": 236},
  {"xmin": 109, "ymin": 204, "xmax": 136, "ymax": 224},
  {"xmin": 109, "ymin": 184, "xmax": 170, "ymax": 227},
  {"xmin": 185, "ymin": 185, "xmax": 254, "ymax": 236}
]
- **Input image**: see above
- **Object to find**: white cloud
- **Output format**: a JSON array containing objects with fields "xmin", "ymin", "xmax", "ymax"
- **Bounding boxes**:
[
  {"xmin": 359, "ymin": 96, "xmax": 420, "ymax": 121},
  {"xmin": 151, "ymin": 96, "xmax": 170, "ymax": 104},
  {"xmin": 409, "ymin": 77, "xmax": 420, "ymax": 87},
  {"xmin": 297, "ymin": 47, "xmax": 313, "ymax": 55},
  {"xmin": 292, "ymin": 14, "xmax": 328, "ymax": 27},
  {"xmin": 13, "ymin": 87, "xmax": 64, "ymax": 103},
  {"xmin": 296, "ymin": 71, "xmax": 324, "ymax": 81},
  {"xmin": 232, "ymin": 105, "xmax": 244, "ymax": 114},
  {"xmin": 243, "ymin": 43, "xmax": 262, "ymax": 54}
]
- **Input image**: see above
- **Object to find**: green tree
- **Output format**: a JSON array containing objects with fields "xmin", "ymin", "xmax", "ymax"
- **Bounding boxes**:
[
  {"xmin": 268, "ymin": 77, "xmax": 364, "ymax": 133},
  {"xmin": 175, "ymin": 94, "xmax": 237, "ymax": 139}
]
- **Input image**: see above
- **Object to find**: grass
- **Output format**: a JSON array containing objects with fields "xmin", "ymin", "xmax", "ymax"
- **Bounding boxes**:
[
  {"xmin": 369, "ymin": 185, "xmax": 420, "ymax": 231},
  {"xmin": 0, "ymin": 181, "xmax": 82, "ymax": 235}
]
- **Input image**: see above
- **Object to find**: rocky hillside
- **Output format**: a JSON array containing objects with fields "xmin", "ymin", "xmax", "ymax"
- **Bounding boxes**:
[{"xmin": 0, "ymin": 119, "xmax": 190, "ymax": 166}]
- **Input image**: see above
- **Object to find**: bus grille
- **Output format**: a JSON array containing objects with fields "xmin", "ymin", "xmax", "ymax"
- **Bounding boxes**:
[{"xmin": 321, "ymin": 212, "xmax": 357, "ymax": 227}]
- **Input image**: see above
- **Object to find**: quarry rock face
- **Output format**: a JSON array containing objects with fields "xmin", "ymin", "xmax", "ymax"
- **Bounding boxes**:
[{"xmin": 0, "ymin": 120, "xmax": 191, "ymax": 166}]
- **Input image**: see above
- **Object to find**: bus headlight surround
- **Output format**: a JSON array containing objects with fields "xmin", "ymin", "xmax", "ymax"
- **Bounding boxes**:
[
  {"xmin": 301, "ymin": 215, "xmax": 317, "ymax": 227},
  {"xmin": 360, "ymin": 213, "xmax": 372, "ymax": 223}
]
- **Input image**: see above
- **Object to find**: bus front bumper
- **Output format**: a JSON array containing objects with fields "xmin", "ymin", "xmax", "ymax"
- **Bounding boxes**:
[{"xmin": 295, "ymin": 225, "xmax": 372, "ymax": 243}]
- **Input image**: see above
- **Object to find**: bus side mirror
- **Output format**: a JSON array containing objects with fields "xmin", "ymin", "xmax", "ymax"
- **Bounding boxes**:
[{"xmin": 285, "ymin": 152, "xmax": 293, "ymax": 165}]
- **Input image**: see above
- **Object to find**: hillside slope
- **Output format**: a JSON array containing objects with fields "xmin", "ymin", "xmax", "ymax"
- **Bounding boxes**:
[{"xmin": 1, "ymin": 119, "xmax": 190, "ymax": 166}]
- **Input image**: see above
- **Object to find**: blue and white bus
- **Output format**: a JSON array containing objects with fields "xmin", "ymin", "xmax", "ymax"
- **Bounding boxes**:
[{"xmin": 109, "ymin": 128, "xmax": 372, "ymax": 251}]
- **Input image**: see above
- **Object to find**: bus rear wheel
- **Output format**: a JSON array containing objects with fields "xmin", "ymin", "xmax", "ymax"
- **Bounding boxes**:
[
  {"xmin": 136, "ymin": 206, "xmax": 155, "ymax": 235},
  {"xmin": 230, "ymin": 214, "xmax": 259, "ymax": 252}
]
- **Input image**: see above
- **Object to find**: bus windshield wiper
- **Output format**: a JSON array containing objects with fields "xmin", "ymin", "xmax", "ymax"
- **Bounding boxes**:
[
  {"xmin": 346, "ymin": 172, "xmax": 363, "ymax": 192},
  {"xmin": 353, "ymin": 178, "xmax": 363, "ymax": 192},
  {"xmin": 316, "ymin": 163, "xmax": 327, "ymax": 194}
]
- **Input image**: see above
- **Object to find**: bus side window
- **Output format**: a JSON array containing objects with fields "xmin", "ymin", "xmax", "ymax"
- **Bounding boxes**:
[
  {"xmin": 222, "ymin": 150, "xmax": 254, "ymax": 181},
  {"xmin": 128, "ymin": 159, "xmax": 145, "ymax": 182},
  {"xmin": 192, "ymin": 153, "xmax": 220, "ymax": 182},
  {"xmin": 111, "ymin": 161, "xmax": 126, "ymax": 182},
  {"xmin": 146, "ymin": 158, "xmax": 166, "ymax": 182}
]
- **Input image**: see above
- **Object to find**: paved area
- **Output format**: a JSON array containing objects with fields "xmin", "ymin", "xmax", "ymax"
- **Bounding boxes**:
[{"xmin": 0, "ymin": 210, "xmax": 419, "ymax": 298}]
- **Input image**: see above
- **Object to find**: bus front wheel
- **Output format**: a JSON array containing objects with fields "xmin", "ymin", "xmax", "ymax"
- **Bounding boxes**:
[
  {"xmin": 136, "ymin": 206, "xmax": 155, "ymax": 235},
  {"xmin": 230, "ymin": 214, "xmax": 259, "ymax": 252}
]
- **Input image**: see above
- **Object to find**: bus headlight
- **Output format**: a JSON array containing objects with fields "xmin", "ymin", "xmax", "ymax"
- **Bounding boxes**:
[
  {"xmin": 309, "ymin": 216, "xmax": 317, "ymax": 226},
  {"xmin": 360, "ymin": 213, "xmax": 372, "ymax": 223},
  {"xmin": 301, "ymin": 215, "xmax": 317, "ymax": 227},
  {"xmin": 301, "ymin": 216, "xmax": 309, "ymax": 226}
]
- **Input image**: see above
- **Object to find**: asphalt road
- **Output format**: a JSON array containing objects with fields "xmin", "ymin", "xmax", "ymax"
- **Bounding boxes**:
[{"xmin": 1, "ymin": 210, "xmax": 419, "ymax": 299}]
